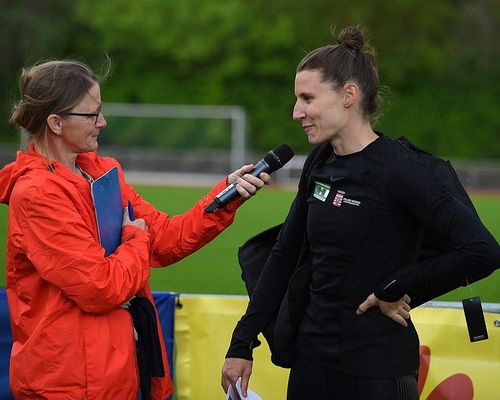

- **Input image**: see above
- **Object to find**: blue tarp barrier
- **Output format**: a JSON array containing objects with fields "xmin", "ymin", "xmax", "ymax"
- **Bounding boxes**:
[
  {"xmin": 152, "ymin": 290, "xmax": 178, "ymax": 390},
  {"xmin": 0, "ymin": 288, "xmax": 177, "ymax": 399},
  {"xmin": 0, "ymin": 288, "xmax": 13, "ymax": 400}
]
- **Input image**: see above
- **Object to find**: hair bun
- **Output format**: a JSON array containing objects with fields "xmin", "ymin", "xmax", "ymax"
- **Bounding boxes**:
[{"xmin": 336, "ymin": 26, "xmax": 364, "ymax": 51}]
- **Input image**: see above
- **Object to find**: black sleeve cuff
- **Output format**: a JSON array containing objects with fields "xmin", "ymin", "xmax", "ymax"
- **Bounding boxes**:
[
  {"xmin": 225, "ymin": 335, "xmax": 261, "ymax": 361},
  {"xmin": 374, "ymin": 279, "xmax": 406, "ymax": 302}
]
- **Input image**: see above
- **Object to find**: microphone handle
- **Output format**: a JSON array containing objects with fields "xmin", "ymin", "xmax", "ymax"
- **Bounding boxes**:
[{"xmin": 206, "ymin": 160, "xmax": 271, "ymax": 212}]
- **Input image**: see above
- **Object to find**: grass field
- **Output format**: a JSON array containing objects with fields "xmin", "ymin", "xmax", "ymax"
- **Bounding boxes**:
[{"xmin": 1, "ymin": 186, "xmax": 499, "ymax": 303}]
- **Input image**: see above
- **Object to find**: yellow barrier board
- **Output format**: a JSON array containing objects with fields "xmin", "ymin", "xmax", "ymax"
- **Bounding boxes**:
[
  {"xmin": 174, "ymin": 296, "xmax": 500, "ymax": 400},
  {"xmin": 174, "ymin": 296, "xmax": 288, "ymax": 400},
  {"xmin": 413, "ymin": 307, "xmax": 500, "ymax": 400}
]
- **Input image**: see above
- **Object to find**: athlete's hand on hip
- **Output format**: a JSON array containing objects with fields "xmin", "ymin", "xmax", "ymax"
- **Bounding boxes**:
[
  {"xmin": 356, "ymin": 292, "xmax": 411, "ymax": 327},
  {"xmin": 221, "ymin": 357, "xmax": 253, "ymax": 398}
]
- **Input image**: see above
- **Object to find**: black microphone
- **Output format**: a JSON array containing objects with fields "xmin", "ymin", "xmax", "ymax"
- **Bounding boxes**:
[{"xmin": 205, "ymin": 144, "xmax": 294, "ymax": 213}]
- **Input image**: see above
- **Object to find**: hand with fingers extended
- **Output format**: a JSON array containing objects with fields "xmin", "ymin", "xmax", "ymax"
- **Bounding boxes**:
[
  {"xmin": 356, "ymin": 293, "xmax": 412, "ymax": 327},
  {"xmin": 221, "ymin": 357, "xmax": 253, "ymax": 399}
]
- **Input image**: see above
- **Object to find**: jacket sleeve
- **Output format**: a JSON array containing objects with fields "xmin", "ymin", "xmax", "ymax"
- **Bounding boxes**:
[
  {"xmin": 375, "ymin": 162, "xmax": 500, "ymax": 306},
  {"xmin": 225, "ymin": 145, "xmax": 325, "ymax": 360},
  {"xmin": 122, "ymin": 178, "xmax": 243, "ymax": 268},
  {"xmin": 16, "ymin": 183, "xmax": 152, "ymax": 314},
  {"xmin": 226, "ymin": 191, "xmax": 307, "ymax": 360}
]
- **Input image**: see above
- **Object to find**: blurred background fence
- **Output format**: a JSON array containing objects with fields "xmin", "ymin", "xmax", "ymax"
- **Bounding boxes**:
[{"xmin": 1, "ymin": 102, "xmax": 499, "ymax": 191}]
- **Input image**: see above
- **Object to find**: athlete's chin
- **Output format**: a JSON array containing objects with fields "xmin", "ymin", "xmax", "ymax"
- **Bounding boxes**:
[{"xmin": 307, "ymin": 134, "xmax": 322, "ymax": 145}]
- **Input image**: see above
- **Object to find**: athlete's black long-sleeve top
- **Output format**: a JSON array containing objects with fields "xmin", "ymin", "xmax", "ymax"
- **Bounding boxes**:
[{"xmin": 226, "ymin": 133, "xmax": 500, "ymax": 378}]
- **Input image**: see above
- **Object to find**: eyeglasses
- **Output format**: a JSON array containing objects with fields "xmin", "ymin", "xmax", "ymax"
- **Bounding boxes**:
[{"xmin": 58, "ymin": 106, "xmax": 103, "ymax": 124}]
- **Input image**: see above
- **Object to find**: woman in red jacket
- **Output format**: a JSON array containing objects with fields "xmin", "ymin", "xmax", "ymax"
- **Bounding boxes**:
[{"xmin": 0, "ymin": 59, "xmax": 269, "ymax": 399}]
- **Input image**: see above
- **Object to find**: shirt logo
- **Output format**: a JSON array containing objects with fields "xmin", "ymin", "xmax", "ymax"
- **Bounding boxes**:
[
  {"xmin": 332, "ymin": 190, "xmax": 361, "ymax": 207},
  {"xmin": 333, "ymin": 190, "xmax": 345, "ymax": 207},
  {"xmin": 313, "ymin": 181, "xmax": 330, "ymax": 202},
  {"xmin": 343, "ymin": 198, "xmax": 361, "ymax": 206}
]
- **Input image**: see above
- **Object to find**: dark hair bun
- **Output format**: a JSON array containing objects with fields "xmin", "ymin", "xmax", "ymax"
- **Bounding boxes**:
[{"xmin": 336, "ymin": 26, "xmax": 364, "ymax": 51}]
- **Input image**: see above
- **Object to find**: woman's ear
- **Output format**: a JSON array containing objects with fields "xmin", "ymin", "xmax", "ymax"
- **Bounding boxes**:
[
  {"xmin": 46, "ymin": 114, "xmax": 63, "ymax": 136},
  {"xmin": 343, "ymin": 82, "xmax": 360, "ymax": 108}
]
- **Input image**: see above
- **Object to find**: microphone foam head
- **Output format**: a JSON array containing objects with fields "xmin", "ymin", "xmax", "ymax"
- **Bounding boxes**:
[{"xmin": 264, "ymin": 144, "xmax": 294, "ymax": 172}]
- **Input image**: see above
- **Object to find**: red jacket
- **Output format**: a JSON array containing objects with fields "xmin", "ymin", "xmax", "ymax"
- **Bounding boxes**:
[{"xmin": 0, "ymin": 146, "xmax": 241, "ymax": 399}]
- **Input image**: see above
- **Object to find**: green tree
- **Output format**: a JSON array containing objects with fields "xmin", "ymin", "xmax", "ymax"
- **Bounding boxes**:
[
  {"xmin": 1, "ymin": 0, "xmax": 498, "ymax": 158},
  {"xmin": 0, "ymin": 0, "xmax": 82, "ymax": 143}
]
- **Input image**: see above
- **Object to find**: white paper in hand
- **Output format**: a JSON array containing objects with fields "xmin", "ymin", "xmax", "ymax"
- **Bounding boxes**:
[{"xmin": 226, "ymin": 377, "xmax": 262, "ymax": 400}]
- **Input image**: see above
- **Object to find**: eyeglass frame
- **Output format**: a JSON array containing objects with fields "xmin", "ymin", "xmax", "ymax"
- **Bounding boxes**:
[{"xmin": 57, "ymin": 106, "xmax": 103, "ymax": 124}]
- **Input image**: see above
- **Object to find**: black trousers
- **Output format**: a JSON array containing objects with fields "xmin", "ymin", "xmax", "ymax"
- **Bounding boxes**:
[{"xmin": 287, "ymin": 352, "xmax": 419, "ymax": 400}]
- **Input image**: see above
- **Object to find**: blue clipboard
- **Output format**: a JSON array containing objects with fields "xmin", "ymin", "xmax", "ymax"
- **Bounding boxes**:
[{"xmin": 91, "ymin": 166, "xmax": 123, "ymax": 256}]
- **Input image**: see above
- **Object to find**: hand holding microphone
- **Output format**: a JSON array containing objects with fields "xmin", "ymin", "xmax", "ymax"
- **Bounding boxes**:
[
  {"xmin": 228, "ymin": 164, "xmax": 270, "ymax": 199},
  {"xmin": 205, "ymin": 144, "xmax": 295, "ymax": 213}
]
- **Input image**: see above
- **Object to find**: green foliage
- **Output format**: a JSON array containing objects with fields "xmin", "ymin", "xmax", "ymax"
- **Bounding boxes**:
[
  {"xmin": 0, "ymin": 0, "xmax": 499, "ymax": 157},
  {"xmin": 378, "ymin": 79, "xmax": 500, "ymax": 158}
]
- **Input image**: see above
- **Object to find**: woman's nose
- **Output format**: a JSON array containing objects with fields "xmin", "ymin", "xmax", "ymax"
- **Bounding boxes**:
[
  {"xmin": 292, "ymin": 103, "xmax": 305, "ymax": 120},
  {"xmin": 96, "ymin": 114, "xmax": 107, "ymax": 128}
]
